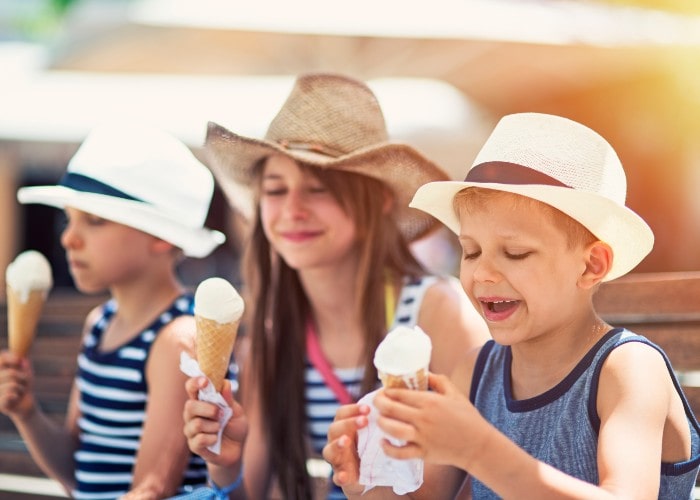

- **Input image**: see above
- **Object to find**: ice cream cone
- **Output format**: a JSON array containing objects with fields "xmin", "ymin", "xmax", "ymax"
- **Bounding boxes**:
[
  {"xmin": 374, "ymin": 325, "xmax": 432, "ymax": 392},
  {"xmin": 379, "ymin": 367, "xmax": 428, "ymax": 391},
  {"xmin": 196, "ymin": 315, "xmax": 240, "ymax": 392},
  {"xmin": 6, "ymin": 287, "xmax": 47, "ymax": 358},
  {"xmin": 5, "ymin": 250, "xmax": 53, "ymax": 358},
  {"xmin": 193, "ymin": 277, "xmax": 245, "ymax": 393}
]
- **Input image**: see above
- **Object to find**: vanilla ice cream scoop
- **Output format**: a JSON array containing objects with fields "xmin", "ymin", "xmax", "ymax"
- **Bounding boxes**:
[
  {"xmin": 194, "ymin": 277, "xmax": 245, "ymax": 391},
  {"xmin": 6, "ymin": 250, "xmax": 53, "ymax": 302},
  {"xmin": 5, "ymin": 250, "xmax": 53, "ymax": 357},
  {"xmin": 374, "ymin": 325, "xmax": 432, "ymax": 390},
  {"xmin": 194, "ymin": 277, "xmax": 244, "ymax": 323}
]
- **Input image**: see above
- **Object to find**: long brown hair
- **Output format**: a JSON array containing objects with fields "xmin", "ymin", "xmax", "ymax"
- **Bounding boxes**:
[{"xmin": 241, "ymin": 161, "xmax": 426, "ymax": 499}]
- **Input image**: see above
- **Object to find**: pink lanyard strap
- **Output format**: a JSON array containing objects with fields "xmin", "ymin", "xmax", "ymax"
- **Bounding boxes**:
[{"xmin": 305, "ymin": 282, "xmax": 396, "ymax": 405}]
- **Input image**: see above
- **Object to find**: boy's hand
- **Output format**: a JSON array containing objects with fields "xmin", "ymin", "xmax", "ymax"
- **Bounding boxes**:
[
  {"xmin": 322, "ymin": 403, "xmax": 370, "ymax": 496},
  {"xmin": 375, "ymin": 373, "xmax": 482, "ymax": 469},
  {"xmin": 182, "ymin": 377, "xmax": 247, "ymax": 467},
  {"xmin": 0, "ymin": 350, "xmax": 36, "ymax": 419}
]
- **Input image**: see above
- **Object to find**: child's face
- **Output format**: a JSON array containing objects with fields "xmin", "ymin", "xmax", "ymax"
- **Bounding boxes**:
[
  {"xmin": 259, "ymin": 155, "xmax": 358, "ymax": 272},
  {"xmin": 61, "ymin": 207, "xmax": 161, "ymax": 293},
  {"xmin": 456, "ymin": 192, "xmax": 591, "ymax": 345}
]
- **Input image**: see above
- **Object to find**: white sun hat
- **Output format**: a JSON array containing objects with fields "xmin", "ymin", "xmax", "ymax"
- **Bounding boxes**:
[
  {"xmin": 409, "ymin": 112, "xmax": 654, "ymax": 281},
  {"xmin": 18, "ymin": 122, "xmax": 225, "ymax": 258}
]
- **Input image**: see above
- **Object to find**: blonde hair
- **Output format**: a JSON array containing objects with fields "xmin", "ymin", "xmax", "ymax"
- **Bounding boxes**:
[{"xmin": 453, "ymin": 187, "xmax": 597, "ymax": 249}]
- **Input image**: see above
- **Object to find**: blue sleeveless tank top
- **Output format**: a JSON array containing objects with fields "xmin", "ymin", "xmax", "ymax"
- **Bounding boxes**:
[
  {"xmin": 469, "ymin": 328, "xmax": 700, "ymax": 499},
  {"xmin": 72, "ymin": 294, "xmax": 208, "ymax": 499}
]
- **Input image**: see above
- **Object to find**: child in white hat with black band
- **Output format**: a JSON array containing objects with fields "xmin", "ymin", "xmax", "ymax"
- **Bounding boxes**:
[{"xmin": 0, "ymin": 122, "xmax": 225, "ymax": 499}]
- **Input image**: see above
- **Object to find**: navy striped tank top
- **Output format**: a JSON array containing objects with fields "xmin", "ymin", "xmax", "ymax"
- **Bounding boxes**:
[{"xmin": 72, "ymin": 294, "xmax": 208, "ymax": 499}]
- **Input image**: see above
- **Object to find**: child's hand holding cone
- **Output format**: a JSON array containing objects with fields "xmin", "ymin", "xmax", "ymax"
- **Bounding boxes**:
[{"xmin": 194, "ymin": 277, "xmax": 244, "ymax": 392}]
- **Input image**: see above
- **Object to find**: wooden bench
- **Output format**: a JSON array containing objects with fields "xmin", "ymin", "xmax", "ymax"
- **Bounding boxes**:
[
  {"xmin": 594, "ymin": 271, "xmax": 700, "ymax": 420},
  {"xmin": 0, "ymin": 290, "xmax": 104, "ymax": 482}
]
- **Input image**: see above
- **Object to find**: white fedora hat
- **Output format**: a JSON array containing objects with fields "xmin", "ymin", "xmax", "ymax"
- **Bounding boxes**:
[
  {"xmin": 409, "ymin": 112, "xmax": 654, "ymax": 281},
  {"xmin": 18, "ymin": 123, "xmax": 225, "ymax": 258}
]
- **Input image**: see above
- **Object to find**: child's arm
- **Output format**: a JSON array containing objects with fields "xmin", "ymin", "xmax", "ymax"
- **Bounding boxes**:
[
  {"xmin": 378, "ymin": 342, "xmax": 674, "ymax": 499},
  {"xmin": 183, "ymin": 338, "xmax": 251, "ymax": 499},
  {"xmin": 0, "ymin": 350, "xmax": 80, "ymax": 494},
  {"xmin": 183, "ymin": 376, "xmax": 247, "ymax": 498},
  {"xmin": 595, "ymin": 341, "xmax": 674, "ymax": 497},
  {"xmin": 119, "ymin": 316, "xmax": 194, "ymax": 498}
]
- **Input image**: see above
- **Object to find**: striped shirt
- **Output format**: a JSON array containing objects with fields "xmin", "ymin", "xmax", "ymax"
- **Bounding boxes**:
[
  {"xmin": 72, "ymin": 295, "xmax": 208, "ymax": 499},
  {"xmin": 305, "ymin": 276, "xmax": 438, "ymax": 499}
]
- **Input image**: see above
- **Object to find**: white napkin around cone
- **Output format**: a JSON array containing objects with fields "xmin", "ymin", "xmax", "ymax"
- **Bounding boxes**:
[
  {"xmin": 357, "ymin": 389, "xmax": 424, "ymax": 494},
  {"xmin": 180, "ymin": 351, "xmax": 233, "ymax": 454}
]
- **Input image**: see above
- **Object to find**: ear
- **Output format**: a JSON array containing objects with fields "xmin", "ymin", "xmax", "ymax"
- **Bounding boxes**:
[{"xmin": 578, "ymin": 241, "xmax": 613, "ymax": 289}]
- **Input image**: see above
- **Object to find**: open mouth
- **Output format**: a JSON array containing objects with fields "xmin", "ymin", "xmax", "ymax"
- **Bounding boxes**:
[{"xmin": 485, "ymin": 300, "xmax": 518, "ymax": 313}]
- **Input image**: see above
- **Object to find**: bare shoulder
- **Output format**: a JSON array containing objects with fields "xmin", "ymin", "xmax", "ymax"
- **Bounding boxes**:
[
  {"xmin": 150, "ymin": 314, "xmax": 196, "ymax": 359},
  {"xmin": 450, "ymin": 343, "xmax": 484, "ymax": 395},
  {"xmin": 418, "ymin": 276, "xmax": 489, "ymax": 378},
  {"xmin": 419, "ymin": 276, "xmax": 490, "ymax": 345},
  {"xmin": 597, "ymin": 339, "xmax": 672, "ymax": 415},
  {"xmin": 82, "ymin": 304, "xmax": 104, "ymax": 336},
  {"xmin": 601, "ymin": 339, "xmax": 669, "ymax": 381}
]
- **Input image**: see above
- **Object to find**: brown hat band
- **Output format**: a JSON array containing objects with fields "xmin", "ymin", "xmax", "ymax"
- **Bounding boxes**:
[{"xmin": 466, "ymin": 162, "xmax": 570, "ymax": 188}]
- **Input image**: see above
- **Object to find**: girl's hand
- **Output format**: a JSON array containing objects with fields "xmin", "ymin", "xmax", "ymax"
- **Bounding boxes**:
[
  {"xmin": 0, "ymin": 350, "xmax": 36, "ymax": 420},
  {"xmin": 183, "ymin": 377, "xmax": 247, "ymax": 467},
  {"xmin": 322, "ymin": 403, "xmax": 370, "ymax": 495}
]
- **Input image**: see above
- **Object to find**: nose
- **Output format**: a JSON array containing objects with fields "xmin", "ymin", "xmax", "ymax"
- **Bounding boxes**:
[
  {"xmin": 470, "ymin": 256, "xmax": 501, "ymax": 284},
  {"xmin": 283, "ymin": 189, "xmax": 309, "ymax": 220},
  {"xmin": 60, "ymin": 218, "xmax": 82, "ymax": 250}
]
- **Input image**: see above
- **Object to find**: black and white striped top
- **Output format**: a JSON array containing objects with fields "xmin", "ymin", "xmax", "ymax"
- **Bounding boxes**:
[
  {"xmin": 305, "ymin": 276, "xmax": 438, "ymax": 499},
  {"xmin": 72, "ymin": 295, "xmax": 208, "ymax": 499}
]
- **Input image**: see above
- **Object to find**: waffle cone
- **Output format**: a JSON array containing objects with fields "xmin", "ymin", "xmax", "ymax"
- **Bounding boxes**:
[
  {"xmin": 196, "ymin": 315, "xmax": 240, "ymax": 392},
  {"xmin": 379, "ymin": 367, "xmax": 428, "ymax": 391},
  {"xmin": 6, "ymin": 287, "xmax": 47, "ymax": 358}
]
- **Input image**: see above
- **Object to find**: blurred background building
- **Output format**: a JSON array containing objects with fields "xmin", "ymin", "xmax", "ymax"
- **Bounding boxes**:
[{"xmin": 1, "ymin": 0, "xmax": 700, "ymax": 294}]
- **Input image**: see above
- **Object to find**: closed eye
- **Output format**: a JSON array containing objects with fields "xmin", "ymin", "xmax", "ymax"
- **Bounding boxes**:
[
  {"xmin": 462, "ymin": 250, "xmax": 481, "ymax": 260},
  {"xmin": 262, "ymin": 188, "xmax": 287, "ymax": 196},
  {"xmin": 506, "ymin": 252, "xmax": 531, "ymax": 260}
]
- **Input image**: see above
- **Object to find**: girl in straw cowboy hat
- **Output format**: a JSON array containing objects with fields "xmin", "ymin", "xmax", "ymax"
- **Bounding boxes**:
[
  {"xmin": 324, "ymin": 113, "xmax": 700, "ymax": 499},
  {"xmin": 0, "ymin": 123, "xmax": 226, "ymax": 499},
  {"xmin": 181, "ymin": 72, "xmax": 490, "ymax": 499}
]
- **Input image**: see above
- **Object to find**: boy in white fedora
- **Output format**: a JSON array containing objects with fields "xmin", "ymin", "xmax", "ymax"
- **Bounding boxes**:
[
  {"xmin": 0, "ymin": 123, "xmax": 225, "ymax": 499},
  {"xmin": 324, "ymin": 113, "xmax": 700, "ymax": 498}
]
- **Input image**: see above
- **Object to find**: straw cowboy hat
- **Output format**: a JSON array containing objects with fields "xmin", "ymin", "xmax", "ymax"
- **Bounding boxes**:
[
  {"xmin": 204, "ymin": 72, "xmax": 450, "ymax": 242},
  {"xmin": 410, "ymin": 112, "xmax": 654, "ymax": 281},
  {"xmin": 18, "ymin": 123, "xmax": 225, "ymax": 258}
]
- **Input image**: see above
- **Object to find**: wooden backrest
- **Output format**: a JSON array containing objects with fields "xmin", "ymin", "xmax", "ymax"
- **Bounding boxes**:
[
  {"xmin": 0, "ymin": 290, "xmax": 104, "ymax": 477},
  {"xmin": 594, "ymin": 271, "xmax": 700, "ymax": 420}
]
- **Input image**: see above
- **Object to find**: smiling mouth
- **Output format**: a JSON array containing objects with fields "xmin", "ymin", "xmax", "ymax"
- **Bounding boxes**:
[{"xmin": 484, "ymin": 300, "xmax": 518, "ymax": 313}]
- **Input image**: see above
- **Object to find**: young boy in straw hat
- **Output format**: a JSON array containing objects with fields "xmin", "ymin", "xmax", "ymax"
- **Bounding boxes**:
[
  {"xmin": 324, "ymin": 112, "xmax": 700, "ymax": 499},
  {"xmin": 0, "ymin": 123, "xmax": 226, "ymax": 499},
  {"xmin": 181, "ymin": 72, "xmax": 490, "ymax": 499}
]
